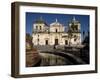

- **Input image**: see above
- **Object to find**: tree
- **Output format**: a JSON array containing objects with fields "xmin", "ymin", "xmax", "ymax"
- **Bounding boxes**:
[
  {"xmin": 26, "ymin": 33, "xmax": 32, "ymax": 41},
  {"xmin": 26, "ymin": 33, "xmax": 33, "ymax": 50}
]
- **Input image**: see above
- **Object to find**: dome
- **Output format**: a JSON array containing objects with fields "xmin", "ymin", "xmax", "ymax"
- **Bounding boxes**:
[{"xmin": 34, "ymin": 17, "xmax": 48, "ymax": 26}]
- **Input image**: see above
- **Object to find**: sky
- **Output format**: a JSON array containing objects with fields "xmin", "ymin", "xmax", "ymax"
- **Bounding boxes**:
[{"xmin": 26, "ymin": 12, "xmax": 89, "ymax": 40}]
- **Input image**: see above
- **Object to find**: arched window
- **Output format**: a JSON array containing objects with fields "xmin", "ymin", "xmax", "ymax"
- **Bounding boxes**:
[
  {"xmin": 65, "ymin": 40, "xmax": 68, "ymax": 45},
  {"xmin": 40, "ymin": 26, "xmax": 42, "ymax": 30},
  {"xmin": 74, "ymin": 35, "xmax": 76, "ymax": 38},
  {"xmin": 45, "ymin": 40, "xmax": 48, "ymax": 45},
  {"xmin": 74, "ymin": 38, "xmax": 77, "ymax": 41},
  {"xmin": 36, "ymin": 26, "xmax": 38, "ymax": 30},
  {"xmin": 56, "ymin": 29, "xmax": 58, "ymax": 32}
]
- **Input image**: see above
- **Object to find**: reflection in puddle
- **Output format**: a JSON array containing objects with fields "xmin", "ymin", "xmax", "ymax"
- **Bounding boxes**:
[{"xmin": 39, "ymin": 53, "xmax": 70, "ymax": 66}]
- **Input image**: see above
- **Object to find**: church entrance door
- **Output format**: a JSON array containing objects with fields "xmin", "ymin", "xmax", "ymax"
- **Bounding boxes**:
[
  {"xmin": 65, "ymin": 40, "xmax": 68, "ymax": 45},
  {"xmin": 45, "ymin": 40, "xmax": 48, "ymax": 45},
  {"xmin": 55, "ymin": 39, "xmax": 58, "ymax": 45}
]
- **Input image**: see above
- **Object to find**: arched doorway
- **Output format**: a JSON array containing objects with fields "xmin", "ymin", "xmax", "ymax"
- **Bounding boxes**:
[
  {"xmin": 65, "ymin": 40, "xmax": 68, "ymax": 45},
  {"xmin": 55, "ymin": 39, "xmax": 58, "ymax": 45},
  {"xmin": 45, "ymin": 40, "xmax": 48, "ymax": 45}
]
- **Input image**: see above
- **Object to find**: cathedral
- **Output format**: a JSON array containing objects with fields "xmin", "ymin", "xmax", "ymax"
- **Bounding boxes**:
[{"xmin": 32, "ymin": 17, "xmax": 81, "ymax": 46}]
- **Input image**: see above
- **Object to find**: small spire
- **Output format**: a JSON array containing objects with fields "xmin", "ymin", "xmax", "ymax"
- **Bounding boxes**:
[
  {"xmin": 56, "ymin": 18, "xmax": 58, "ymax": 22},
  {"xmin": 73, "ymin": 16, "xmax": 76, "ymax": 21}
]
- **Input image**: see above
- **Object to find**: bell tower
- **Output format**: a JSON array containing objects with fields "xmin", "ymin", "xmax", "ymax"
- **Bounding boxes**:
[
  {"xmin": 69, "ymin": 16, "xmax": 81, "ymax": 32},
  {"xmin": 68, "ymin": 16, "xmax": 81, "ymax": 45},
  {"xmin": 33, "ymin": 17, "xmax": 48, "ymax": 33}
]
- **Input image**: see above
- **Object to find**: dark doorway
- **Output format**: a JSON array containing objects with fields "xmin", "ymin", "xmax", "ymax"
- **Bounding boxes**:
[
  {"xmin": 45, "ymin": 40, "xmax": 48, "ymax": 45},
  {"xmin": 65, "ymin": 40, "xmax": 68, "ymax": 45},
  {"xmin": 55, "ymin": 39, "xmax": 58, "ymax": 45},
  {"xmin": 56, "ymin": 29, "xmax": 58, "ymax": 32}
]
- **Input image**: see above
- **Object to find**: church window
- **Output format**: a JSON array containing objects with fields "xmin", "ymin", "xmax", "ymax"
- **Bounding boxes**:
[
  {"xmin": 37, "ymin": 38, "xmax": 39, "ymax": 45},
  {"xmin": 56, "ymin": 29, "xmax": 58, "ymax": 32},
  {"xmin": 65, "ymin": 40, "xmax": 68, "ymax": 45},
  {"xmin": 74, "ymin": 38, "xmax": 77, "ymax": 41},
  {"xmin": 74, "ymin": 35, "xmax": 76, "ymax": 38},
  {"xmin": 45, "ymin": 40, "xmax": 48, "ymax": 45},
  {"xmin": 36, "ymin": 26, "xmax": 38, "ymax": 30},
  {"xmin": 38, "ymin": 39, "xmax": 39, "ymax": 41},
  {"xmin": 40, "ymin": 26, "xmax": 42, "ymax": 30},
  {"xmin": 75, "ymin": 25, "xmax": 78, "ymax": 31}
]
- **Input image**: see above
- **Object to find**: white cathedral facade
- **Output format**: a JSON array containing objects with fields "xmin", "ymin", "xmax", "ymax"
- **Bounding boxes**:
[{"xmin": 32, "ymin": 17, "xmax": 81, "ymax": 46}]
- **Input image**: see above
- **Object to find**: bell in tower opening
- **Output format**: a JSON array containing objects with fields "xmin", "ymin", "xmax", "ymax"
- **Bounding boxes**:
[{"xmin": 69, "ymin": 16, "xmax": 81, "ymax": 33}]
